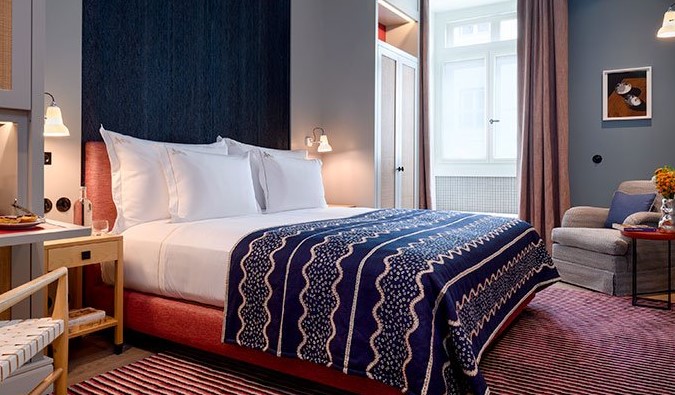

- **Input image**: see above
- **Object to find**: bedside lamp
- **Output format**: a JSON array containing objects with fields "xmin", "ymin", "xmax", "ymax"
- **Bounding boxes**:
[
  {"xmin": 44, "ymin": 92, "xmax": 70, "ymax": 137},
  {"xmin": 305, "ymin": 127, "xmax": 333, "ymax": 153},
  {"xmin": 657, "ymin": 3, "xmax": 675, "ymax": 38}
]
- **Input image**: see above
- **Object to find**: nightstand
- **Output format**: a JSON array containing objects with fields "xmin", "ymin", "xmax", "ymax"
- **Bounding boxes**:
[
  {"xmin": 44, "ymin": 234, "xmax": 124, "ymax": 353},
  {"xmin": 621, "ymin": 229, "xmax": 673, "ymax": 310}
]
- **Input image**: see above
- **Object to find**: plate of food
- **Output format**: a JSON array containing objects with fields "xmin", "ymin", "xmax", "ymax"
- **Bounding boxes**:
[{"xmin": 0, "ymin": 215, "xmax": 45, "ymax": 230}]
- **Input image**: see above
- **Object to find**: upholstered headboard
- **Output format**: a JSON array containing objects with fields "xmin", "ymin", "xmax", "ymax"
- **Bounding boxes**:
[
  {"xmin": 81, "ymin": 1, "xmax": 290, "ymax": 148},
  {"xmin": 84, "ymin": 142, "xmax": 116, "ymax": 227}
]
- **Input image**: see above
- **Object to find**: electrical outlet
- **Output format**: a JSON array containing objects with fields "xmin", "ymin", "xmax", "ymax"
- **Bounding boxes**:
[
  {"xmin": 56, "ymin": 197, "xmax": 71, "ymax": 212},
  {"xmin": 44, "ymin": 152, "xmax": 52, "ymax": 165}
]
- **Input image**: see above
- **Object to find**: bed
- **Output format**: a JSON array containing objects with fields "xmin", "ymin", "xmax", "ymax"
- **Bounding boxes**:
[{"xmin": 82, "ymin": 140, "xmax": 560, "ymax": 395}]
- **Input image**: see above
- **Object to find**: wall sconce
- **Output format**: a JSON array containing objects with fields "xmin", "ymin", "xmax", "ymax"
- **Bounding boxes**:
[
  {"xmin": 305, "ymin": 127, "xmax": 333, "ymax": 153},
  {"xmin": 43, "ymin": 92, "xmax": 70, "ymax": 137},
  {"xmin": 657, "ymin": 3, "xmax": 675, "ymax": 38}
]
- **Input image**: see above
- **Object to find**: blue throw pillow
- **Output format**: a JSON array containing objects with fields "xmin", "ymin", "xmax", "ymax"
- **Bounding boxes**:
[{"xmin": 604, "ymin": 191, "xmax": 656, "ymax": 228}]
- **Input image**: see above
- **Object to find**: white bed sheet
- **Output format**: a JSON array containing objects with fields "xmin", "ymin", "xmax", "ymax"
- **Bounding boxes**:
[{"xmin": 102, "ymin": 207, "xmax": 373, "ymax": 308}]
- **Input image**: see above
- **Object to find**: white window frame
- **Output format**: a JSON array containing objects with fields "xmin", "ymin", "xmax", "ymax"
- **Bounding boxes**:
[{"xmin": 432, "ymin": 3, "xmax": 517, "ymax": 177}]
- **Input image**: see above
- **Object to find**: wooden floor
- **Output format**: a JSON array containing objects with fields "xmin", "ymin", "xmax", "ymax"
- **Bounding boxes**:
[
  {"xmin": 66, "ymin": 282, "xmax": 591, "ymax": 386},
  {"xmin": 68, "ymin": 332, "xmax": 155, "ymax": 385}
]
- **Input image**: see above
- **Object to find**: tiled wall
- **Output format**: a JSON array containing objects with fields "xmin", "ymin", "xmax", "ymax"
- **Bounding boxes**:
[{"xmin": 435, "ymin": 176, "xmax": 518, "ymax": 214}]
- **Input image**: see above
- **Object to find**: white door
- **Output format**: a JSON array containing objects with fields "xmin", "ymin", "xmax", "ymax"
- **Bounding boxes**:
[{"xmin": 377, "ymin": 42, "xmax": 418, "ymax": 209}]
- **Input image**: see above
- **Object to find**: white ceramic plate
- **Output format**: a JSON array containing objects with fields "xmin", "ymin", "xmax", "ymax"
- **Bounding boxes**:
[{"xmin": 0, "ymin": 217, "xmax": 46, "ymax": 230}]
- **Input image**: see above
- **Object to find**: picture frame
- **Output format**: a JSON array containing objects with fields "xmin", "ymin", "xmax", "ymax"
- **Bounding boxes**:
[{"xmin": 602, "ymin": 66, "xmax": 652, "ymax": 121}]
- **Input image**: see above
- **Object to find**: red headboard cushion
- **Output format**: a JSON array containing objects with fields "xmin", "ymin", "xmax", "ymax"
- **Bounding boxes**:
[{"xmin": 84, "ymin": 142, "xmax": 117, "ymax": 226}]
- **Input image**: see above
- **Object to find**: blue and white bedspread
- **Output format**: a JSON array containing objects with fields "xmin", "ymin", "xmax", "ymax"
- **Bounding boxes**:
[{"xmin": 222, "ymin": 209, "xmax": 559, "ymax": 394}]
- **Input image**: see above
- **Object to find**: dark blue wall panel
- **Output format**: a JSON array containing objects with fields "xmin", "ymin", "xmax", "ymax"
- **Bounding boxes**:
[{"xmin": 82, "ymin": 0, "xmax": 290, "ymax": 149}]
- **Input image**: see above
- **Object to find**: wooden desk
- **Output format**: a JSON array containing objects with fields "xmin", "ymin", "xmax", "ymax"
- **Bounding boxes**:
[
  {"xmin": 0, "ymin": 220, "xmax": 90, "ymax": 320},
  {"xmin": 0, "ymin": 220, "xmax": 90, "ymax": 248}
]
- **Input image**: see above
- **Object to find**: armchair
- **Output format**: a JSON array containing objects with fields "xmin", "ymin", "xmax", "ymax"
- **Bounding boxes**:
[
  {"xmin": 0, "ymin": 267, "xmax": 68, "ymax": 395},
  {"xmin": 552, "ymin": 180, "xmax": 670, "ymax": 295}
]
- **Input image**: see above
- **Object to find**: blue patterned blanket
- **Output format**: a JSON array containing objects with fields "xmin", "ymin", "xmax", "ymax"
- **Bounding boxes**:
[{"xmin": 222, "ymin": 209, "xmax": 559, "ymax": 394}]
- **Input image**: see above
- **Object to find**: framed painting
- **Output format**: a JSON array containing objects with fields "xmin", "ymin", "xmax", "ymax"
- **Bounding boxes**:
[{"xmin": 602, "ymin": 66, "xmax": 652, "ymax": 121}]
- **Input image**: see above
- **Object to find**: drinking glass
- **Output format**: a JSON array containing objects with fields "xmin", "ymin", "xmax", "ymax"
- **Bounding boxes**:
[{"xmin": 91, "ymin": 219, "xmax": 109, "ymax": 236}]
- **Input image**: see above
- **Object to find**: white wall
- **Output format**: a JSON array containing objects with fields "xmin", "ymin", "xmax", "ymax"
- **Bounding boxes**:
[
  {"xmin": 290, "ymin": 0, "xmax": 324, "ymax": 150},
  {"xmin": 43, "ymin": 0, "xmax": 82, "ymax": 223},
  {"xmin": 291, "ymin": 0, "xmax": 378, "ymax": 207}
]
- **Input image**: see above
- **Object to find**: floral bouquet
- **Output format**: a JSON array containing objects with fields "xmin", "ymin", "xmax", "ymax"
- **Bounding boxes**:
[{"xmin": 653, "ymin": 165, "xmax": 675, "ymax": 199}]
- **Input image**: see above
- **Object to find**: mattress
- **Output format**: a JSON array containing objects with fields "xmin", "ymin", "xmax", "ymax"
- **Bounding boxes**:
[{"xmin": 102, "ymin": 207, "xmax": 373, "ymax": 307}]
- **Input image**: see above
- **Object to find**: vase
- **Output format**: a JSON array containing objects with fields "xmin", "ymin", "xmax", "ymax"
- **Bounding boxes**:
[{"xmin": 659, "ymin": 198, "xmax": 675, "ymax": 232}]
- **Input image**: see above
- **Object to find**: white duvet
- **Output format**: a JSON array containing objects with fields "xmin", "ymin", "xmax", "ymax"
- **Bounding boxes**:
[{"xmin": 102, "ymin": 207, "xmax": 372, "ymax": 308}]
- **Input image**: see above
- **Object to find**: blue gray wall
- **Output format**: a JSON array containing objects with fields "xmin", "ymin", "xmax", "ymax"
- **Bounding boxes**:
[{"xmin": 569, "ymin": 0, "xmax": 675, "ymax": 207}]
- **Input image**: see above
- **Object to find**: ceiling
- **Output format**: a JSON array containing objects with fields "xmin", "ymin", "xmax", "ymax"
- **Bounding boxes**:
[{"xmin": 430, "ymin": 0, "xmax": 511, "ymax": 13}]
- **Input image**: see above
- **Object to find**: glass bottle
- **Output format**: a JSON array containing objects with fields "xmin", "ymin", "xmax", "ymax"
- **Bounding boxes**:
[{"xmin": 73, "ymin": 186, "xmax": 93, "ymax": 226}]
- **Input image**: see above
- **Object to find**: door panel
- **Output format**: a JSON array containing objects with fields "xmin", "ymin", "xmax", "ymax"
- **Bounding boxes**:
[
  {"xmin": 380, "ymin": 53, "xmax": 397, "ymax": 209},
  {"xmin": 0, "ymin": 0, "xmax": 30, "ymax": 109},
  {"xmin": 400, "ymin": 63, "xmax": 416, "ymax": 208}
]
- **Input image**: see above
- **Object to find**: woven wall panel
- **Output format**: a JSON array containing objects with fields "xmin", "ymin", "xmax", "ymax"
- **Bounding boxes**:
[
  {"xmin": 0, "ymin": 0, "xmax": 11, "ymax": 90},
  {"xmin": 82, "ymin": 0, "xmax": 290, "ymax": 148}
]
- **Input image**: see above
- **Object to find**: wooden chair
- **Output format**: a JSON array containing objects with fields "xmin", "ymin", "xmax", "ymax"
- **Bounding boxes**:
[{"xmin": 0, "ymin": 267, "xmax": 68, "ymax": 395}]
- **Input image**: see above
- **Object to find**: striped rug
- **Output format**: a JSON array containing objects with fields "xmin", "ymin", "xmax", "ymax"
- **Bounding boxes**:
[
  {"xmin": 67, "ymin": 351, "xmax": 349, "ymax": 395},
  {"xmin": 68, "ymin": 287, "xmax": 675, "ymax": 394},
  {"xmin": 482, "ymin": 287, "xmax": 675, "ymax": 394}
]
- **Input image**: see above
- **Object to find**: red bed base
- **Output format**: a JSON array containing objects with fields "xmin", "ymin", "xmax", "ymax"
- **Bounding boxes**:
[
  {"xmin": 84, "ymin": 268, "xmax": 399, "ymax": 394},
  {"xmin": 83, "ymin": 141, "xmax": 532, "ymax": 394}
]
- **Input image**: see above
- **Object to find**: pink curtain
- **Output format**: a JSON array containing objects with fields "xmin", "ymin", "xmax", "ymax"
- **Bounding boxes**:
[
  {"xmin": 418, "ymin": 0, "xmax": 433, "ymax": 209},
  {"xmin": 517, "ymin": 0, "xmax": 570, "ymax": 248}
]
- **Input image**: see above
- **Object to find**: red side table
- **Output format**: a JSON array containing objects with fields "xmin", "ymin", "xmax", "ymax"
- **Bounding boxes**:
[{"xmin": 621, "ymin": 230, "xmax": 674, "ymax": 310}]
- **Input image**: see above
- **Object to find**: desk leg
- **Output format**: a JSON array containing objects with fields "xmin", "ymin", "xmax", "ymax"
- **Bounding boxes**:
[{"xmin": 632, "ymin": 238, "xmax": 637, "ymax": 306}]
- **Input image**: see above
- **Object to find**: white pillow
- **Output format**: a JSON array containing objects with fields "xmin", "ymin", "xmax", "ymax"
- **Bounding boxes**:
[
  {"xmin": 100, "ymin": 126, "xmax": 228, "ymax": 232},
  {"xmin": 162, "ymin": 147, "xmax": 259, "ymax": 222},
  {"xmin": 217, "ymin": 136, "xmax": 307, "ymax": 210},
  {"xmin": 259, "ymin": 153, "xmax": 327, "ymax": 213}
]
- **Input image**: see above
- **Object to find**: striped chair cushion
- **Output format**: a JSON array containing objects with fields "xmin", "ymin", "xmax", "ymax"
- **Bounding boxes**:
[{"xmin": 0, "ymin": 318, "xmax": 64, "ymax": 381}]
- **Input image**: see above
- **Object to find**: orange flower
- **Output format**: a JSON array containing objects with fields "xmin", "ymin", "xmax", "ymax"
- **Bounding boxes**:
[{"xmin": 653, "ymin": 165, "xmax": 675, "ymax": 199}]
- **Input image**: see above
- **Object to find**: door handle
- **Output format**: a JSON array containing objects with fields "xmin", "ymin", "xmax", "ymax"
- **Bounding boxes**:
[
  {"xmin": 488, "ymin": 119, "xmax": 500, "ymax": 124},
  {"xmin": 396, "ymin": 166, "xmax": 405, "ymax": 172}
]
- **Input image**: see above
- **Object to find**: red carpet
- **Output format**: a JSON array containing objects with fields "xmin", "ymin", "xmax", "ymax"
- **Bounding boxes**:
[
  {"xmin": 482, "ymin": 287, "xmax": 675, "ymax": 394},
  {"xmin": 67, "ymin": 352, "xmax": 350, "ymax": 395},
  {"xmin": 68, "ymin": 287, "xmax": 675, "ymax": 394}
]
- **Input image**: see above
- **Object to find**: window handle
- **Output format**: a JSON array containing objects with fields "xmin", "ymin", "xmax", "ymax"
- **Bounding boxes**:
[{"xmin": 488, "ymin": 119, "xmax": 500, "ymax": 124}]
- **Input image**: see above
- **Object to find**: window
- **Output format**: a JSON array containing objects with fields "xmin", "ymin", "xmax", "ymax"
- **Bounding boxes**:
[
  {"xmin": 447, "ymin": 22, "xmax": 491, "ymax": 47},
  {"xmin": 441, "ymin": 59, "xmax": 486, "ymax": 160},
  {"xmin": 433, "ymin": 7, "xmax": 517, "ymax": 177}
]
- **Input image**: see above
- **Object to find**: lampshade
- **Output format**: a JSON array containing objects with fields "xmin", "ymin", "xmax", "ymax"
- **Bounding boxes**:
[
  {"xmin": 306, "ymin": 127, "xmax": 333, "ymax": 153},
  {"xmin": 44, "ymin": 105, "xmax": 70, "ymax": 137},
  {"xmin": 657, "ymin": 6, "xmax": 675, "ymax": 38},
  {"xmin": 317, "ymin": 134, "xmax": 333, "ymax": 153},
  {"xmin": 44, "ymin": 92, "xmax": 70, "ymax": 137}
]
